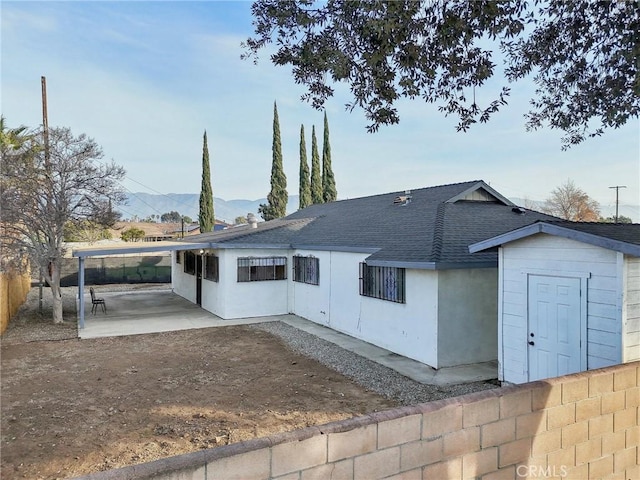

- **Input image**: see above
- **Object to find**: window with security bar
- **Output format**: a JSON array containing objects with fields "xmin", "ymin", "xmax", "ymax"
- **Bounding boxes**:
[
  {"xmin": 184, "ymin": 251, "xmax": 196, "ymax": 275},
  {"xmin": 204, "ymin": 255, "xmax": 219, "ymax": 282},
  {"xmin": 237, "ymin": 256, "xmax": 287, "ymax": 282},
  {"xmin": 359, "ymin": 263, "xmax": 406, "ymax": 303},
  {"xmin": 293, "ymin": 255, "xmax": 319, "ymax": 285}
]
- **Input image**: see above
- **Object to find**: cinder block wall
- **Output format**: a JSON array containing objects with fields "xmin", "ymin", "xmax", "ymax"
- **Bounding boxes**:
[{"xmin": 77, "ymin": 362, "xmax": 640, "ymax": 480}]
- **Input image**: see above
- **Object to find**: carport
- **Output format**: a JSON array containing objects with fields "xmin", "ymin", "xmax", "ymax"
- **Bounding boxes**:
[{"xmin": 72, "ymin": 241, "xmax": 209, "ymax": 329}]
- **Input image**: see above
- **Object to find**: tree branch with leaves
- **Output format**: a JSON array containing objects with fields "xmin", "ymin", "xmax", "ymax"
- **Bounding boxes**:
[
  {"xmin": 244, "ymin": 0, "xmax": 639, "ymax": 149},
  {"xmin": 1, "ymin": 124, "xmax": 126, "ymax": 323}
]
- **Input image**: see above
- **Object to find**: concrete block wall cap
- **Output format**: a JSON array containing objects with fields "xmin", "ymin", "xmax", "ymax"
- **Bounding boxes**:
[
  {"xmin": 72, "ymin": 449, "xmax": 208, "ymax": 480},
  {"xmin": 263, "ymin": 425, "xmax": 324, "ymax": 446},
  {"xmin": 368, "ymin": 405, "xmax": 423, "ymax": 423},
  {"xmin": 201, "ymin": 436, "xmax": 275, "ymax": 461},
  {"xmin": 414, "ymin": 395, "xmax": 465, "ymax": 414},
  {"xmin": 317, "ymin": 414, "xmax": 378, "ymax": 434}
]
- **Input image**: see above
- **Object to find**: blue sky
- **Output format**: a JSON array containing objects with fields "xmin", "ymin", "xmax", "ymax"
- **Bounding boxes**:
[{"xmin": 2, "ymin": 1, "xmax": 639, "ymax": 220}]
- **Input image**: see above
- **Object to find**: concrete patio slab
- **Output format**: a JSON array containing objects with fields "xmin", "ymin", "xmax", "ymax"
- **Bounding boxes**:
[
  {"xmin": 79, "ymin": 289, "xmax": 497, "ymax": 386},
  {"xmin": 79, "ymin": 288, "xmax": 279, "ymax": 339}
]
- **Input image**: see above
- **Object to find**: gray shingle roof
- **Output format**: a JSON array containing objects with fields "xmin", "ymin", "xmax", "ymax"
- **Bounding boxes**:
[
  {"xmin": 469, "ymin": 220, "xmax": 640, "ymax": 257},
  {"xmin": 185, "ymin": 180, "xmax": 558, "ymax": 269},
  {"xmin": 543, "ymin": 221, "xmax": 640, "ymax": 246}
]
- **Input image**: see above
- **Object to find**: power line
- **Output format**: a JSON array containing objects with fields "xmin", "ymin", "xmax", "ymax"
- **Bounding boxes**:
[{"xmin": 88, "ymin": 157, "xmax": 198, "ymax": 218}]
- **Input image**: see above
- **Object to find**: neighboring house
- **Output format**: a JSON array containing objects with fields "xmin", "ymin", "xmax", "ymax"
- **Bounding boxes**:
[
  {"xmin": 111, "ymin": 222, "xmax": 180, "ymax": 242},
  {"xmin": 172, "ymin": 180, "xmax": 556, "ymax": 370},
  {"xmin": 172, "ymin": 220, "xmax": 232, "ymax": 237},
  {"xmin": 469, "ymin": 221, "xmax": 640, "ymax": 384}
]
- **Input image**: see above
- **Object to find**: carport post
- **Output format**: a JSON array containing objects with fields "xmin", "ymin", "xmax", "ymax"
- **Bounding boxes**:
[{"xmin": 78, "ymin": 256, "xmax": 85, "ymax": 329}]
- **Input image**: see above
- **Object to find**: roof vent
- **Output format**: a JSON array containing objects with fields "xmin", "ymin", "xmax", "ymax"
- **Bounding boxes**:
[
  {"xmin": 512, "ymin": 207, "xmax": 526, "ymax": 215},
  {"xmin": 247, "ymin": 213, "xmax": 258, "ymax": 228},
  {"xmin": 394, "ymin": 191, "xmax": 412, "ymax": 206}
]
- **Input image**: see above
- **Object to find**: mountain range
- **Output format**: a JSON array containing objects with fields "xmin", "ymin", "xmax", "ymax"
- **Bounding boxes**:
[
  {"xmin": 119, "ymin": 193, "xmax": 638, "ymax": 224},
  {"xmin": 119, "ymin": 193, "xmax": 300, "ymax": 223}
]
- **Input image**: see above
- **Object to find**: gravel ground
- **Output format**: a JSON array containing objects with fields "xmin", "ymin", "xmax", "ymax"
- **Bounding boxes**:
[
  {"xmin": 252, "ymin": 322, "xmax": 499, "ymax": 406},
  {"xmin": 3, "ymin": 284, "xmax": 499, "ymax": 405}
]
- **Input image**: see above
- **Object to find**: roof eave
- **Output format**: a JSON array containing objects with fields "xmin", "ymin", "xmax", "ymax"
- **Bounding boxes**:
[
  {"xmin": 291, "ymin": 244, "xmax": 380, "ymax": 254},
  {"xmin": 469, "ymin": 222, "xmax": 640, "ymax": 257},
  {"xmin": 364, "ymin": 259, "xmax": 497, "ymax": 270},
  {"xmin": 72, "ymin": 241, "xmax": 212, "ymax": 258}
]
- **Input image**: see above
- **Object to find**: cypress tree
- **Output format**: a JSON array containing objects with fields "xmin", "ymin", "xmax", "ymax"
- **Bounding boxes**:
[
  {"xmin": 259, "ymin": 101, "xmax": 288, "ymax": 220},
  {"xmin": 298, "ymin": 124, "xmax": 311, "ymax": 209},
  {"xmin": 322, "ymin": 111, "xmax": 337, "ymax": 202},
  {"xmin": 199, "ymin": 130, "xmax": 215, "ymax": 232},
  {"xmin": 310, "ymin": 125, "xmax": 323, "ymax": 204}
]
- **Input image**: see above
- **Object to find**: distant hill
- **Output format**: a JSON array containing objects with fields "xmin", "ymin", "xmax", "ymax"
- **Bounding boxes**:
[
  {"xmin": 118, "ymin": 192, "xmax": 638, "ymax": 224},
  {"xmin": 119, "ymin": 193, "xmax": 300, "ymax": 223}
]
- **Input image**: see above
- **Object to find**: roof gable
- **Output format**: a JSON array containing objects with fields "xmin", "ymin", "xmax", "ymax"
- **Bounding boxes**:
[{"xmin": 444, "ymin": 181, "xmax": 514, "ymax": 206}]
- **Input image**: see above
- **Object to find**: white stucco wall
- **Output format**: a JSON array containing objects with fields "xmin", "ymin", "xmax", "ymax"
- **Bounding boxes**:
[
  {"xmin": 499, "ymin": 234, "xmax": 622, "ymax": 384},
  {"xmin": 288, "ymin": 250, "xmax": 441, "ymax": 367},
  {"xmin": 290, "ymin": 250, "xmax": 333, "ymax": 326},
  {"xmin": 172, "ymin": 248, "xmax": 497, "ymax": 370},
  {"xmin": 437, "ymin": 268, "xmax": 498, "ymax": 367},
  {"xmin": 216, "ymin": 248, "xmax": 290, "ymax": 319},
  {"xmin": 199, "ymin": 249, "xmax": 224, "ymax": 317},
  {"xmin": 356, "ymin": 268, "xmax": 440, "ymax": 367},
  {"xmin": 172, "ymin": 250, "xmax": 197, "ymax": 304},
  {"xmin": 624, "ymin": 256, "xmax": 640, "ymax": 362}
]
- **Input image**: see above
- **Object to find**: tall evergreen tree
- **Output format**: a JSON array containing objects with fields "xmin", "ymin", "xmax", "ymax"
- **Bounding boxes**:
[
  {"xmin": 259, "ymin": 101, "xmax": 288, "ymax": 220},
  {"xmin": 321, "ymin": 111, "xmax": 337, "ymax": 202},
  {"xmin": 298, "ymin": 124, "xmax": 311, "ymax": 209},
  {"xmin": 199, "ymin": 130, "xmax": 215, "ymax": 232},
  {"xmin": 310, "ymin": 125, "xmax": 323, "ymax": 204}
]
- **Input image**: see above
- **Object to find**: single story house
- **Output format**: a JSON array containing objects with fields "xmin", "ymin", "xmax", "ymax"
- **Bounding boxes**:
[
  {"xmin": 469, "ymin": 221, "xmax": 640, "ymax": 384},
  {"xmin": 172, "ymin": 180, "xmax": 556, "ymax": 370}
]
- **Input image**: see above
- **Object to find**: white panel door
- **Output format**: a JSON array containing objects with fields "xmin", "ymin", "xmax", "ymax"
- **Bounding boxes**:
[{"xmin": 528, "ymin": 275, "xmax": 582, "ymax": 381}]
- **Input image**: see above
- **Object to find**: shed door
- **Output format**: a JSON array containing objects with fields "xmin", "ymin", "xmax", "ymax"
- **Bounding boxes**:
[{"xmin": 527, "ymin": 275, "xmax": 582, "ymax": 381}]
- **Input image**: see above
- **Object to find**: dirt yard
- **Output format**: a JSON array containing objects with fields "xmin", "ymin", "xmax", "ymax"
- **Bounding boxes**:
[{"xmin": 1, "ymin": 286, "xmax": 494, "ymax": 479}]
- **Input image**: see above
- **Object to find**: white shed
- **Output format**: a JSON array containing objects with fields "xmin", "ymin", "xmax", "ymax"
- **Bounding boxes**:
[{"xmin": 470, "ymin": 222, "xmax": 640, "ymax": 384}]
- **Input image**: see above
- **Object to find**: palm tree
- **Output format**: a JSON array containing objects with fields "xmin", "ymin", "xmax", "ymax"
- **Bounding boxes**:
[{"xmin": 0, "ymin": 115, "xmax": 32, "ymax": 156}]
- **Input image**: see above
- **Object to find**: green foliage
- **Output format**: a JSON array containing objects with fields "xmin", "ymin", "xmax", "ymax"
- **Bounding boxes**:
[
  {"xmin": 64, "ymin": 220, "xmax": 112, "ymax": 242},
  {"xmin": 600, "ymin": 215, "xmax": 632, "ymax": 224},
  {"xmin": 310, "ymin": 125, "xmax": 323, "ymax": 204},
  {"xmin": 161, "ymin": 211, "xmax": 182, "ymax": 223},
  {"xmin": 321, "ymin": 111, "xmax": 337, "ymax": 202},
  {"xmin": 234, "ymin": 215, "xmax": 247, "ymax": 225},
  {"xmin": 0, "ymin": 115, "xmax": 35, "ymax": 158},
  {"xmin": 244, "ymin": 0, "xmax": 639, "ymax": 148},
  {"xmin": 182, "ymin": 215, "xmax": 193, "ymax": 224},
  {"xmin": 260, "ymin": 101, "xmax": 288, "ymax": 220},
  {"xmin": 121, "ymin": 227, "xmax": 146, "ymax": 242},
  {"xmin": 199, "ymin": 130, "xmax": 215, "ymax": 232},
  {"xmin": 298, "ymin": 124, "xmax": 312, "ymax": 209}
]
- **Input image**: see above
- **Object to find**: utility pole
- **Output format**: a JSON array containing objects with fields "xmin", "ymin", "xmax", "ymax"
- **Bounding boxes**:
[
  {"xmin": 41, "ymin": 76, "xmax": 50, "ymax": 168},
  {"xmin": 40, "ymin": 76, "xmax": 50, "ymax": 313},
  {"xmin": 608, "ymin": 185, "xmax": 627, "ymax": 222}
]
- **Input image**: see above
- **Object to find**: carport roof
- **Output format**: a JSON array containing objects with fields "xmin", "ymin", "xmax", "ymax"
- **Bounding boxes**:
[{"xmin": 71, "ymin": 241, "xmax": 209, "ymax": 258}]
